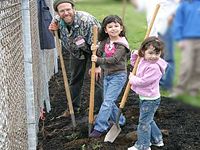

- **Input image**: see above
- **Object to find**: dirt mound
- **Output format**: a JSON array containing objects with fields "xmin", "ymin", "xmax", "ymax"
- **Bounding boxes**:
[{"xmin": 37, "ymin": 66, "xmax": 200, "ymax": 150}]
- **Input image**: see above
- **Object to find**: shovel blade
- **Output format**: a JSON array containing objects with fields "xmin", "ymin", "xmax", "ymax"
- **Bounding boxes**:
[{"xmin": 104, "ymin": 124, "xmax": 121, "ymax": 143}]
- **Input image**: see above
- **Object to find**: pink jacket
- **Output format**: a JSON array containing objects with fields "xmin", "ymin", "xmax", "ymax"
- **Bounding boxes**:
[{"xmin": 129, "ymin": 52, "xmax": 167, "ymax": 98}]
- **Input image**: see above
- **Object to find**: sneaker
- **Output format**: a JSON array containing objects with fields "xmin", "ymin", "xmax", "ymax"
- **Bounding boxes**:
[
  {"xmin": 151, "ymin": 141, "xmax": 164, "ymax": 147},
  {"xmin": 128, "ymin": 146, "xmax": 151, "ymax": 150},
  {"xmin": 128, "ymin": 146, "xmax": 138, "ymax": 150},
  {"xmin": 89, "ymin": 129, "xmax": 103, "ymax": 138}
]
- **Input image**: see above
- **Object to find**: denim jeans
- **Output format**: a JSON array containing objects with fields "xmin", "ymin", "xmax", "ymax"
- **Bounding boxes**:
[
  {"xmin": 134, "ymin": 98, "xmax": 163, "ymax": 150},
  {"xmin": 94, "ymin": 72, "xmax": 127, "ymax": 132},
  {"xmin": 159, "ymin": 25, "xmax": 175, "ymax": 90}
]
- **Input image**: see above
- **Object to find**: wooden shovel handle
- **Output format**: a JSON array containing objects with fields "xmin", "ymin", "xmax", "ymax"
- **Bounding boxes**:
[
  {"xmin": 89, "ymin": 25, "xmax": 98, "ymax": 125},
  {"xmin": 122, "ymin": 0, "xmax": 127, "ymax": 22},
  {"xmin": 54, "ymin": 31, "xmax": 76, "ymax": 127},
  {"xmin": 119, "ymin": 4, "xmax": 160, "ymax": 109},
  {"xmin": 144, "ymin": 4, "xmax": 160, "ymax": 39}
]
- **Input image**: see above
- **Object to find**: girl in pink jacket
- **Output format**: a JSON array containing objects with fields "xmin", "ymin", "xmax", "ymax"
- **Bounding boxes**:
[{"xmin": 128, "ymin": 36, "xmax": 167, "ymax": 150}]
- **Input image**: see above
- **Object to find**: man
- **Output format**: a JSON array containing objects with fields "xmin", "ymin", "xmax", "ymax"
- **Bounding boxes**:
[
  {"xmin": 171, "ymin": 0, "xmax": 200, "ymax": 97},
  {"xmin": 49, "ymin": 0, "xmax": 103, "ymax": 114}
]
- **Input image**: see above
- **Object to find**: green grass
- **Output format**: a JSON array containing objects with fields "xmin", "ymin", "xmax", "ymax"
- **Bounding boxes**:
[{"xmin": 76, "ymin": 0, "xmax": 200, "ymax": 107}]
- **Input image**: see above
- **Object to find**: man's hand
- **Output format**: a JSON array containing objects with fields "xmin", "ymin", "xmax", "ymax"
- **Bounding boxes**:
[
  {"xmin": 48, "ymin": 21, "xmax": 59, "ymax": 32},
  {"xmin": 88, "ymin": 66, "xmax": 101, "ymax": 81},
  {"xmin": 95, "ymin": 66, "xmax": 101, "ymax": 81},
  {"xmin": 48, "ymin": 15, "xmax": 60, "ymax": 32}
]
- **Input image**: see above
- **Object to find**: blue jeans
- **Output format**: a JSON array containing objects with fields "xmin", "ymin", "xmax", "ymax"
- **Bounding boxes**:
[
  {"xmin": 94, "ymin": 72, "xmax": 127, "ymax": 132},
  {"xmin": 134, "ymin": 98, "xmax": 163, "ymax": 150},
  {"xmin": 159, "ymin": 25, "xmax": 175, "ymax": 90}
]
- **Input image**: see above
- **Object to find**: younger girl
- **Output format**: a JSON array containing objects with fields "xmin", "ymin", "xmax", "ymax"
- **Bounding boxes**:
[
  {"xmin": 89, "ymin": 15, "xmax": 130, "ymax": 138},
  {"xmin": 128, "ymin": 36, "xmax": 167, "ymax": 150}
]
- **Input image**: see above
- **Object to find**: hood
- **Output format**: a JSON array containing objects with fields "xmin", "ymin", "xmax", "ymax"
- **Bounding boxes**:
[
  {"xmin": 114, "ymin": 37, "xmax": 130, "ymax": 52},
  {"xmin": 156, "ymin": 58, "xmax": 168, "ymax": 74}
]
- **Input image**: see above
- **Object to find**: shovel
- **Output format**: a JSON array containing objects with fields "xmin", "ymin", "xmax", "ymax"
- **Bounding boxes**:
[
  {"xmin": 88, "ymin": 25, "xmax": 98, "ymax": 135},
  {"xmin": 121, "ymin": 0, "xmax": 127, "ymax": 22},
  {"xmin": 104, "ymin": 4, "xmax": 160, "ymax": 143},
  {"xmin": 54, "ymin": 31, "xmax": 76, "ymax": 128}
]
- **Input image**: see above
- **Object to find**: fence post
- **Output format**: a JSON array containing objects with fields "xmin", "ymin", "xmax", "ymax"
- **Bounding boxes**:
[{"xmin": 21, "ymin": 0, "xmax": 37, "ymax": 149}]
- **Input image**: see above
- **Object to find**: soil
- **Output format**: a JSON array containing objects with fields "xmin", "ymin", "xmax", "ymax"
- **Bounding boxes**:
[{"xmin": 37, "ymin": 56, "xmax": 200, "ymax": 150}]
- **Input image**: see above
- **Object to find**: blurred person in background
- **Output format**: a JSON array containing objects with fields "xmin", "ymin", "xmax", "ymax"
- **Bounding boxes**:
[
  {"xmin": 170, "ymin": 0, "xmax": 200, "ymax": 97},
  {"xmin": 130, "ymin": 0, "xmax": 179, "ymax": 91},
  {"xmin": 49, "ymin": 0, "xmax": 103, "ymax": 115}
]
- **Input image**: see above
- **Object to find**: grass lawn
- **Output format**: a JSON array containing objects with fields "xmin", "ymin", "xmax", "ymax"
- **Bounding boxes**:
[{"xmin": 76, "ymin": 0, "xmax": 200, "ymax": 107}]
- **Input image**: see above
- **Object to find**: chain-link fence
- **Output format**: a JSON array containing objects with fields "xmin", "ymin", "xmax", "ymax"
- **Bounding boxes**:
[{"xmin": 0, "ymin": 0, "xmax": 56, "ymax": 149}]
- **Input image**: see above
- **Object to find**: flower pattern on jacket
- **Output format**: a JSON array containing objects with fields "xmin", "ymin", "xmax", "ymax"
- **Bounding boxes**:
[{"xmin": 59, "ymin": 11, "xmax": 100, "ymax": 59}]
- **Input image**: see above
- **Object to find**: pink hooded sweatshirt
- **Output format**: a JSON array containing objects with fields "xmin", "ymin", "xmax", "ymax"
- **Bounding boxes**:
[{"xmin": 129, "ymin": 52, "xmax": 167, "ymax": 98}]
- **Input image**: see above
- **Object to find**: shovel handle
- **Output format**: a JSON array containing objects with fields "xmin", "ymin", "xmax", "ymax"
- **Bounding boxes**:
[
  {"xmin": 89, "ymin": 25, "xmax": 98, "ymax": 134},
  {"xmin": 54, "ymin": 31, "xmax": 76, "ymax": 127},
  {"xmin": 121, "ymin": 0, "xmax": 127, "ymax": 22},
  {"xmin": 119, "ymin": 4, "xmax": 160, "ymax": 109},
  {"xmin": 144, "ymin": 4, "xmax": 160, "ymax": 39}
]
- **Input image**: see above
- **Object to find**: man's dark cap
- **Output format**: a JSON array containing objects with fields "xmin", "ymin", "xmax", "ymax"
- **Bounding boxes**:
[{"xmin": 53, "ymin": 0, "xmax": 75, "ymax": 11}]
